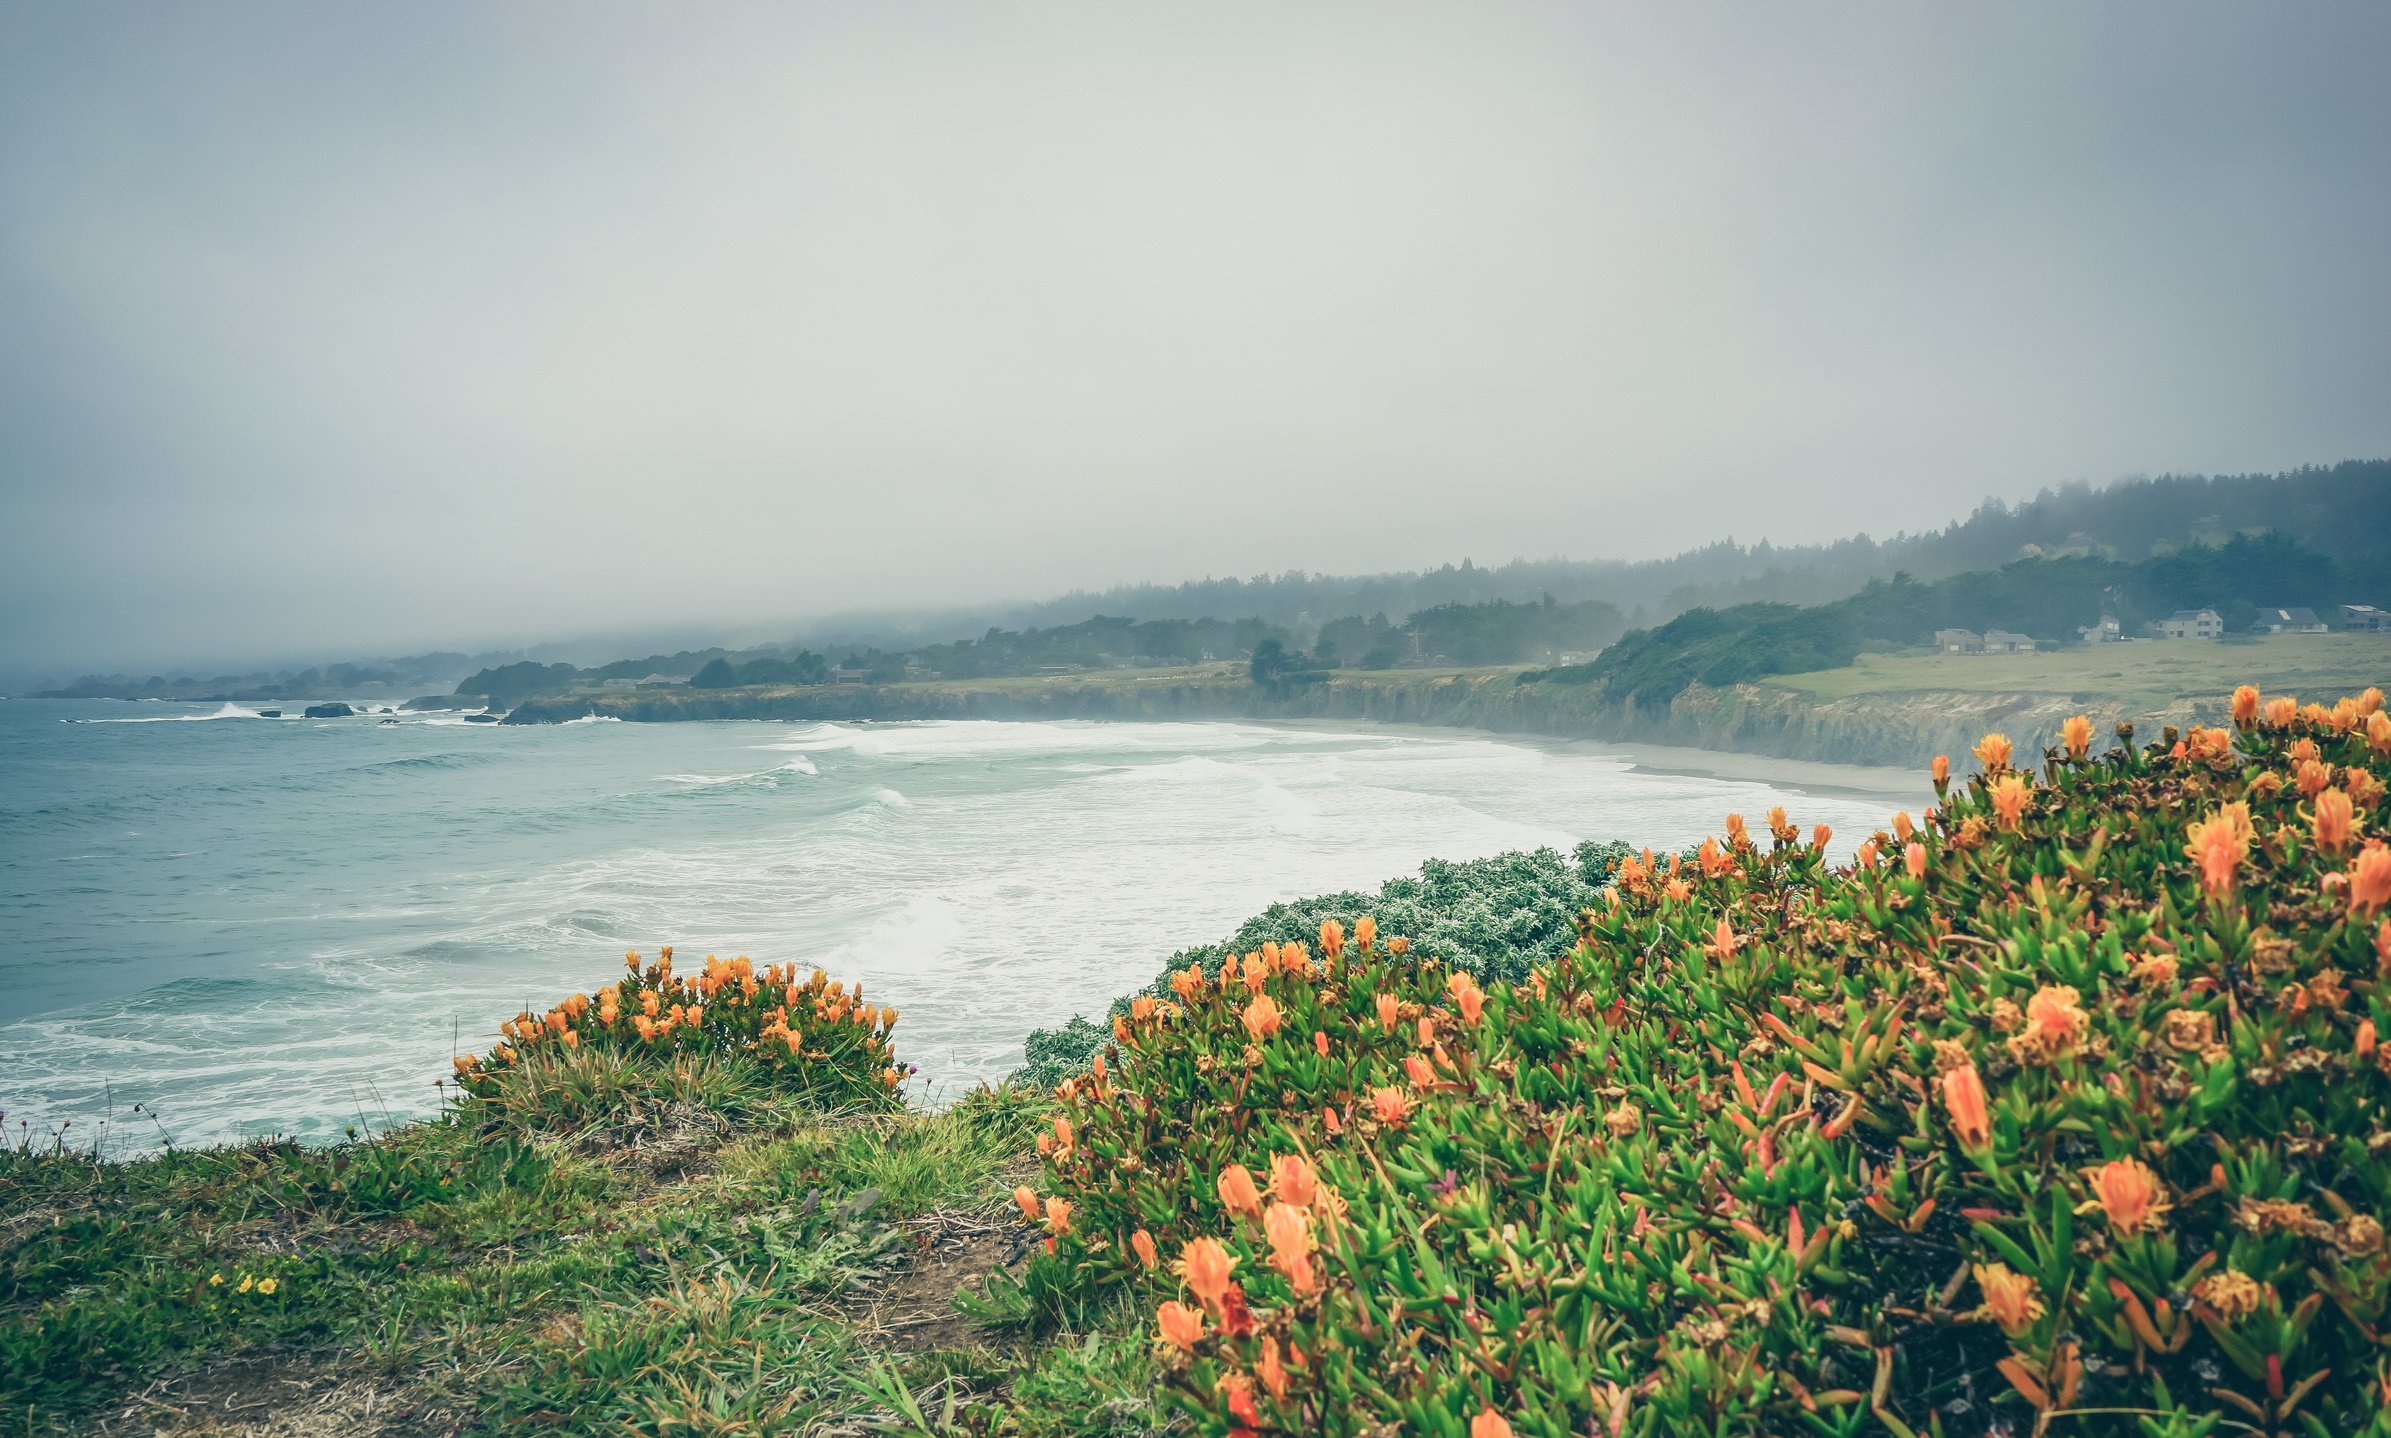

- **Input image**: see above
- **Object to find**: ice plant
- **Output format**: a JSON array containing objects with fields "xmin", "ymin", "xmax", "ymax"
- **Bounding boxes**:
[
  {"xmin": 2061, "ymin": 714, "xmax": 2093, "ymax": 759},
  {"xmin": 2185, "ymin": 812, "xmax": 2247, "ymax": 899},
  {"xmin": 1376, "ymin": 992, "xmax": 1400, "ymax": 1032},
  {"xmin": 1905, "ymin": 842, "xmax": 1927, "ymax": 880},
  {"xmin": 2089, "ymin": 1158, "xmax": 2170, "ymax": 1235},
  {"xmin": 1132, "ymin": 1229, "xmax": 1159, "ymax": 1270},
  {"xmin": 1974, "ymin": 732, "xmax": 2013, "ymax": 771},
  {"xmin": 1157, "ymin": 1299, "xmax": 1205, "ymax": 1351},
  {"xmin": 1973, "ymin": 1263, "xmax": 2045, "ymax": 1334},
  {"xmin": 2232, "ymin": 684, "xmax": 2260, "ymax": 727},
  {"xmin": 1942, "ymin": 1063, "xmax": 1992, "ymax": 1148},
  {"xmin": 1367, "ymin": 1084, "xmax": 1414, "ymax": 1127},
  {"xmin": 2350, "ymin": 843, "xmax": 2391, "ymax": 916},
  {"xmin": 1989, "ymin": 774, "xmax": 2030, "ymax": 831},
  {"xmin": 1242, "ymin": 993, "xmax": 1283, "ymax": 1041},
  {"xmin": 1271, "ymin": 1153, "xmax": 1319, "ymax": 1210},
  {"xmin": 2315, "ymin": 787, "xmax": 2355, "ymax": 854},
  {"xmin": 1217, "ymin": 1163, "xmax": 1264, "ymax": 1219},
  {"xmin": 1176, "ymin": 1237, "xmax": 1235, "ymax": 1309}
]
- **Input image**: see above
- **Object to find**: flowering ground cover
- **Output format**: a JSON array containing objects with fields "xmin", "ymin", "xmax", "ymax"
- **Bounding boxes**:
[{"xmin": 1015, "ymin": 686, "xmax": 2391, "ymax": 1436}]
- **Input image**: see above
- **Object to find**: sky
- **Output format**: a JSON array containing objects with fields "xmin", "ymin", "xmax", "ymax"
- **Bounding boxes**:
[{"xmin": 4, "ymin": 3, "xmax": 2388, "ymax": 678}]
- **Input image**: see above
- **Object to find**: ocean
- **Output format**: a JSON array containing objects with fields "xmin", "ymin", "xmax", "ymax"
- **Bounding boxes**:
[{"xmin": 0, "ymin": 699, "xmax": 1926, "ymax": 1152}]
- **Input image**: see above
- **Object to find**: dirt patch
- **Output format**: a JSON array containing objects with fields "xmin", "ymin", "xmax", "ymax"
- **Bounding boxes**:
[
  {"xmin": 844, "ymin": 1207, "xmax": 1034, "ymax": 1354},
  {"xmin": 81, "ymin": 1354, "xmax": 461, "ymax": 1438}
]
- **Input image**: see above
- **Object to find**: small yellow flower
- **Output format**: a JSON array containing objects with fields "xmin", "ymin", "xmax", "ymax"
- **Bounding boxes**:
[
  {"xmin": 208, "ymin": 1272, "xmax": 225, "ymax": 1287},
  {"xmin": 256, "ymin": 1277, "xmax": 279, "ymax": 1295},
  {"xmin": 237, "ymin": 1275, "xmax": 254, "ymax": 1293}
]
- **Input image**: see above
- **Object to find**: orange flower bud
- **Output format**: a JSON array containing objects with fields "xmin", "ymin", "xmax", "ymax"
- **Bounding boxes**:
[
  {"xmin": 1043, "ymin": 1195, "xmax": 1072, "ymax": 1234},
  {"xmin": 1990, "ymin": 774, "xmax": 2031, "ymax": 831},
  {"xmin": 2316, "ymin": 788, "xmax": 2356, "ymax": 854},
  {"xmin": 1263, "ymin": 1202, "xmax": 1313, "ymax": 1264},
  {"xmin": 2060, "ymin": 714, "xmax": 2092, "ymax": 759},
  {"xmin": 1319, "ymin": 919, "xmax": 1345, "ymax": 958},
  {"xmin": 1941, "ymin": 1064, "xmax": 1991, "ymax": 1148},
  {"xmin": 1376, "ymin": 992, "xmax": 1399, "ymax": 1032},
  {"xmin": 1312, "ymin": 1029, "xmax": 1329, "ymax": 1057},
  {"xmin": 2350, "ymin": 843, "xmax": 2391, "ymax": 916},
  {"xmin": 1256, "ymin": 1336, "xmax": 1289, "ymax": 1400},
  {"xmin": 2231, "ymin": 684, "xmax": 2260, "ymax": 727},
  {"xmin": 1404, "ymin": 1053, "xmax": 1436, "ymax": 1087},
  {"xmin": 1354, "ymin": 915, "xmax": 1376, "ymax": 948},
  {"xmin": 1893, "ymin": 811, "xmax": 1914, "ymax": 842},
  {"xmin": 1931, "ymin": 754, "xmax": 1950, "ymax": 785},
  {"xmin": 1131, "ymin": 1229, "xmax": 1159, "ymax": 1270},
  {"xmin": 2186, "ymin": 813, "xmax": 2248, "ymax": 899},
  {"xmin": 1217, "ymin": 1163, "xmax": 1264, "ymax": 1218},
  {"xmin": 1812, "ymin": 822, "xmax": 1832, "ymax": 850}
]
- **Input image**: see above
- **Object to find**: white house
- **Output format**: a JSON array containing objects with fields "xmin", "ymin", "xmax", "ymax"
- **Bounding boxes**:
[
  {"xmin": 2341, "ymin": 604, "xmax": 2391, "ymax": 633},
  {"xmin": 1935, "ymin": 628, "xmax": 1983, "ymax": 654},
  {"xmin": 1982, "ymin": 629, "xmax": 2038, "ymax": 654},
  {"xmin": 2077, "ymin": 614, "xmax": 2123, "ymax": 645},
  {"xmin": 2154, "ymin": 609, "xmax": 2224, "ymax": 640}
]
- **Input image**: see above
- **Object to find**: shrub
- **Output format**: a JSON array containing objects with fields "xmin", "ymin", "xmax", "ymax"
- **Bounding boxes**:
[
  {"xmin": 1016, "ymin": 684, "xmax": 2391, "ymax": 1436},
  {"xmin": 455, "ymin": 949, "xmax": 910, "ymax": 1125}
]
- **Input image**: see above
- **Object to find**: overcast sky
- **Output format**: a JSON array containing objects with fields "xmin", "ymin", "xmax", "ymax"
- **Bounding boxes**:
[{"xmin": 3, "ymin": 3, "xmax": 2387, "ymax": 676}]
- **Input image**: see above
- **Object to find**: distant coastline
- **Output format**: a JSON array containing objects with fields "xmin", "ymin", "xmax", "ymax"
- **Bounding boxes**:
[{"xmin": 494, "ymin": 636, "xmax": 2390, "ymax": 768}]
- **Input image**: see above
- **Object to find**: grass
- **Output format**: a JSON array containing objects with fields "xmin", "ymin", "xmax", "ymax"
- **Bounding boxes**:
[
  {"xmin": 1767, "ymin": 630, "xmax": 2390, "ymax": 707},
  {"xmin": 0, "ymin": 1040, "xmax": 1157, "ymax": 1436}
]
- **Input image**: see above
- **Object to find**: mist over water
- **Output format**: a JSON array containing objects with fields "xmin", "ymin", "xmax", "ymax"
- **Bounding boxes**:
[{"xmin": 0, "ymin": 702, "xmax": 1924, "ymax": 1152}]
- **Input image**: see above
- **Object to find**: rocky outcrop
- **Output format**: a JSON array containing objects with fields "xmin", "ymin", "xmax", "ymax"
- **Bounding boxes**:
[{"xmin": 302, "ymin": 702, "xmax": 356, "ymax": 718}]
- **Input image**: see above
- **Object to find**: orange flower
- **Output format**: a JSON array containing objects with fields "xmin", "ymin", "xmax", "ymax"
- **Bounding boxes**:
[
  {"xmin": 1131, "ymin": 1229, "xmax": 1160, "ymax": 1270},
  {"xmin": 1973, "ymin": 1262, "xmax": 2046, "ymax": 1334},
  {"xmin": 1855, "ymin": 838, "xmax": 1879, "ymax": 870},
  {"xmin": 1156, "ymin": 1299, "xmax": 1205, "ymax": 1351},
  {"xmin": 2185, "ymin": 813, "xmax": 2247, "ymax": 899},
  {"xmin": 1222, "ymin": 1373, "xmax": 1262, "ymax": 1428},
  {"xmin": 1376, "ymin": 992, "xmax": 1400, "ymax": 1031},
  {"xmin": 1725, "ymin": 812, "xmax": 1750, "ymax": 848},
  {"xmin": 1893, "ymin": 811, "xmax": 1915, "ymax": 842},
  {"xmin": 1313, "ymin": 1029, "xmax": 1329, "ymax": 1057},
  {"xmin": 1043, "ymin": 1196, "xmax": 1073, "ymax": 1234},
  {"xmin": 1767, "ymin": 805, "xmax": 1793, "ymax": 842},
  {"xmin": 1470, "ymin": 1410, "xmax": 1515, "ymax": 1438},
  {"xmin": 1177, "ymin": 1237, "xmax": 1235, "ymax": 1308},
  {"xmin": 1448, "ymin": 972, "xmax": 1485, "ymax": 1024},
  {"xmin": 1905, "ymin": 842, "xmax": 1928, "ymax": 880},
  {"xmin": 1368, "ymin": 1085, "xmax": 1415, "ymax": 1127},
  {"xmin": 2186, "ymin": 725, "xmax": 2234, "ymax": 763},
  {"xmin": 1242, "ymin": 994, "xmax": 1283, "ymax": 1041},
  {"xmin": 1989, "ymin": 774, "xmax": 2031, "ymax": 831},
  {"xmin": 2298, "ymin": 759, "xmax": 2334, "ymax": 797},
  {"xmin": 1170, "ymin": 964, "xmax": 1204, "ymax": 1000},
  {"xmin": 2060, "ymin": 714, "xmax": 2093, "ymax": 759},
  {"xmin": 1942, "ymin": 1063, "xmax": 1991, "ymax": 1148},
  {"xmin": 1931, "ymin": 754, "xmax": 1950, "ymax": 786},
  {"xmin": 1416, "ymin": 1015, "xmax": 1436, "ymax": 1046},
  {"xmin": 1698, "ymin": 837, "xmax": 1733, "ymax": 878},
  {"xmin": 2024, "ymin": 985, "xmax": 2088, "ymax": 1053},
  {"xmin": 1812, "ymin": 822, "xmax": 1832, "ymax": 851},
  {"xmin": 1706, "ymin": 917, "xmax": 1741, "ymax": 960},
  {"xmin": 1974, "ymin": 732, "xmax": 2012, "ymax": 771},
  {"xmin": 1217, "ymin": 1163, "xmax": 1264, "ymax": 1218},
  {"xmin": 1272, "ymin": 1153, "xmax": 1319, "ymax": 1210},
  {"xmin": 1052, "ymin": 1115, "xmax": 1074, "ymax": 1155},
  {"xmin": 1404, "ymin": 1053, "xmax": 1437, "ymax": 1087},
  {"xmin": 1319, "ymin": 919, "xmax": 1345, "ymax": 957},
  {"xmin": 1354, "ymin": 915, "xmax": 1376, "ymax": 948},
  {"xmin": 1263, "ymin": 1202, "xmax": 1313, "ymax": 1264},
  {"xmin": 2264, "ymin": 695, "xmax": 2298, "ymax": 728},
  {"xmin": 2350, "ymin": 843, "xmax": 2391, "ymax": 916},
  {"xmin": 2371, "ymin": 711, "xmax": 2391, "ymax": 755},
  {"xmin": 2089, "ymin": 1157, "xmax": 2170, "ymax": 1235},
  {"xmin": 2315, "ymin": 788, "xmax": 2356, "ymax": 854},
  {"xmin": 2231, "ymin": 684, "xmax": 2260, "ymax": 727},
  {"xmin": 1388, "ymin": 936, "xmax": 1409, "ymax": 954}
]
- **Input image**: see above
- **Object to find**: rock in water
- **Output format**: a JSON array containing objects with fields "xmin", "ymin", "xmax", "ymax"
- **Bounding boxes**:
[{"xmin": 303, "ymin": 702, "xmax": 355, "ymax": 718}]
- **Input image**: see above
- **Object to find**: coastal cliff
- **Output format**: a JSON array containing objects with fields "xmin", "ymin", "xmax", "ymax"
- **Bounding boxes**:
[{"xmin": 502, "ymin": 666, "xmax": 2241, "ymax": 768}]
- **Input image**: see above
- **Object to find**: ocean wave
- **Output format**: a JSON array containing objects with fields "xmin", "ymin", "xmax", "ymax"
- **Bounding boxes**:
[
  {"xmin": 657, "ymin": 757, "xmax": 820, "ymax": 788},
  {"xmin": 561, "ymin": 713, "xmax": 622, "ymax": 725},
  {"xmin": 754, "ymin": 719, "xmax": 1283, "ymax": 759},
  {"xmin": 67, "ymin": 702, "xmax": 270, "ymax": 724}
]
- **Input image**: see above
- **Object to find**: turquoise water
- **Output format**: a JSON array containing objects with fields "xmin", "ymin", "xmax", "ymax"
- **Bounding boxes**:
[{"xmin": 0, "ymin": 699, "xmax": 1924, "ymax": 1152}]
